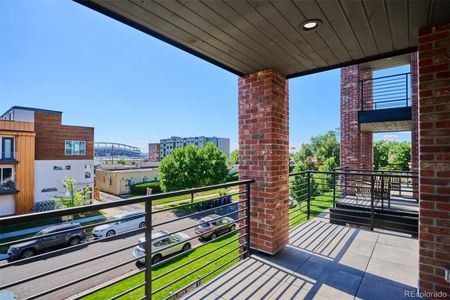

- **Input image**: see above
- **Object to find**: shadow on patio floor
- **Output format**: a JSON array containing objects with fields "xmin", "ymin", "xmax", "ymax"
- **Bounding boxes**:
[{"xmin": 184, "ymin": 218, "xmax": 419, "ymax": 300}]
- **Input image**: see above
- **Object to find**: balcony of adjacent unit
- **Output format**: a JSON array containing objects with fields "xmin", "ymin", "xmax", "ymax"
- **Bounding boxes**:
[
  {"xmin": 0, "ymin": 167, "xmax": 16, "ymax": 195},
  {"xmin": 0, "ymin": 151, "xmax": 18, "ymax": 165},
  {"xmin": 358, "ymin": 73, "xmax": 413, "ymax": 132}
]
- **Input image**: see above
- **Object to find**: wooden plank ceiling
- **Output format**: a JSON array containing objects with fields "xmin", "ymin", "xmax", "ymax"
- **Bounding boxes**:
[{"xmin": 76, "ymin": 0, "xmax": 450, "ymax": 78}]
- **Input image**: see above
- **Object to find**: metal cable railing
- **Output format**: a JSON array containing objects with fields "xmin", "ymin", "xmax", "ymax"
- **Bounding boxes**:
[
  {"xmin": 360, "ymin": 72, "xmax": 411, "ymax": 111},
  {"xmin": 0, "ymin": 180, "xmax": 254, "ymax": 300},
  {"xmin": 289, "ymin": 169, "xmax": 419, "ymax": 235}
]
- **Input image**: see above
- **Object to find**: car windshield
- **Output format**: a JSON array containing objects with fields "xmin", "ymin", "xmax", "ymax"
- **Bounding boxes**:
[
  {"xmin": 199, "ymin": 222, "xmax": 210, "ymax": 228},
  {"xmin": 34, "ymin": 230, "xmax": 48, "ymax": 237}
]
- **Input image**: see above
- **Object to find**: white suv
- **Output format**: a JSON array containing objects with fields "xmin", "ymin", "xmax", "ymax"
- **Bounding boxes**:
[
  {"xmin": 92, "ymin": 210, "xmax": 145, "ymax": 238},
  {"xmin": 133, "ymin": 230, "xmax": 191, "ymax": 264}
]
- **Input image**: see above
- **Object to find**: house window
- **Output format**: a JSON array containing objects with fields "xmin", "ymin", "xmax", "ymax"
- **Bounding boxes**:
[
  {"xmin": 85, "ymin": 164, "xmax": 92, "ymax": 179},
  {"xmin": 65, "ymin": 141, "xmax": 86, "ymax": 155},
  {"xmin": 0, "ymin": 167, "xmax": 13, "ymax": 185},
  {"xmin": 109, "ymin": 178, "xmax": 112, "ymax": 186}
]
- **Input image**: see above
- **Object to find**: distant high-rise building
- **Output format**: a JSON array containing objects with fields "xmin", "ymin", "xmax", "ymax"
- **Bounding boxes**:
[
  {"xmin": 148, "ymin": 143, "xmax": 161, "ymax": 161},
  {"xmin": 160, "ymin": 136, "xmax": 230, "ymax": 159}
]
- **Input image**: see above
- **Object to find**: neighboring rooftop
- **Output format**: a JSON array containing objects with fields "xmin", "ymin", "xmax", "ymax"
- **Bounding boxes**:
[{"xmin": 0, "ymin": 106, "xmax": 62, "ymax": 119}]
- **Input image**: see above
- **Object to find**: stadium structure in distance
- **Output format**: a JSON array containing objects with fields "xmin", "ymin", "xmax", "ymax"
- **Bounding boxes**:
[{"xmin": 94, "ymin": 142, "xmax": 144, "ymax": 161}]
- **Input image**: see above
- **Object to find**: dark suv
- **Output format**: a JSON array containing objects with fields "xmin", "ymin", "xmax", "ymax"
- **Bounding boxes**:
[{"xmin": 7, "ymin": 223, "xmax": 86, "ymax": 261}]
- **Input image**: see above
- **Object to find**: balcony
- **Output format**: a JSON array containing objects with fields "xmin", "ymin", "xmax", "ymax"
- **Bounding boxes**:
[
  {"xmin": 0, "ymin": 170, "xmax": 420, "ymax": 299},
  {"xmin": 0, "ymin": 152, "xmax": 18, "ymax": 165},
  {"xmin": 358, "ymin": 73, "xmax": 413, "ymax": 132},
  {"xmin": 185, "ymin": 219, "xmax": 418, "ymax": 300},
  {"xmin": 0, "ymin": 180, "xmax": 17, "ymax": 195}
]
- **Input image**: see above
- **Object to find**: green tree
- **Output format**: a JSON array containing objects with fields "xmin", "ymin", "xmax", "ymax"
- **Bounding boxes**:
[
  {"xmin": 52, "ymin": 178, "xmax": 92, "ymax": 208},
  {"xmin": 159, "ymin": 145, "xmax": 203, "ymax": 192},
  {"xmin": 374, "ymin": 141, "xmax": 411, "ymax": 170},
  {"xmin": 228, "ymin": 149, "xmax": 239, "ymax": 165},
  {"xmin": 116, "ymin": 159, "xmax": 126, "ymax": 165},
  {"xmin": 290, "ymin": 161, "xmax": 317, "ymax": 200},
  {"xmin": 159, "ymin": 143, "xmax": 228, "ymax": 192},
  {"xmin": 198, "ymin": 142, "xmax": 228, "ymax": 186},
  {"xmin": 317, "ymin": 157, "xmax": 338, "ymax": 190},
  {"xmin": 310, "ymin": 130, "xmax": 340, "ymax": 165}
]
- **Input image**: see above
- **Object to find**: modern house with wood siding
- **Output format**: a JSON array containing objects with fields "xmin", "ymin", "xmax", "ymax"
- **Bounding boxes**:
[
  {"xmin": 0, "ymin": 106, "xmax": 94, "ymax": 215},
  {"xmin": 0, "ymin": 119, "xmax": 35, "ymax": 215}
]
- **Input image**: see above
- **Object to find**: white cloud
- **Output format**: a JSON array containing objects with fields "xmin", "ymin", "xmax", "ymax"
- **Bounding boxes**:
[{"xmin": 379, "ymin": 134, "xmax": 401, "ymax": 142}]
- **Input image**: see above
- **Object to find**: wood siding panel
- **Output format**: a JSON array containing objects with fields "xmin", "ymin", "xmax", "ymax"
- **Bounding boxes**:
[
  {"xmin": 34, "ymin": 112, "xmax": 94, "ymax": 160},
  {"xmin": 0, "ymin": 120, "xmax": 34, "ymax": 132},
  {"xmin": 13, "ymin": 132, "xmax": 35, "ymax": 214}
]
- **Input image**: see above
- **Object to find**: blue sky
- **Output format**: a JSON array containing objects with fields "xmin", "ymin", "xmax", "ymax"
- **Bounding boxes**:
[{"xmin": 0, "ymin": 0, "xmax": 410, "ymax": 152}]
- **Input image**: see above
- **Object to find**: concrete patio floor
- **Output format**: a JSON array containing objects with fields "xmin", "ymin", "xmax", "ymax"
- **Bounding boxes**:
[{"xmin": 183, "ymin": 216, "xmax": 419, "ymax": 300}]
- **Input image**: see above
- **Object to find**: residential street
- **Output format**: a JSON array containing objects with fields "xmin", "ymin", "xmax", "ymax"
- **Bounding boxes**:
[{"xmin": 0, "ymin": 201, "xmax": 238, "ymax": 300}]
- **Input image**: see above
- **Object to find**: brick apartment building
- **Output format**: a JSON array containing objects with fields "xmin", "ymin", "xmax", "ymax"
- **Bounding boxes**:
[
  {"xmin": 0, "ymin": 106, "xmax": 94, "ymax": 215},
  {"xmin": 148, "ymin": 143, "xmax": 160, "ymax": 162}
]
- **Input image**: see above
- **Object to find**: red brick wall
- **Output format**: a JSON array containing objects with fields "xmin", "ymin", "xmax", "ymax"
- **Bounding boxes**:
[
  {"xmin": 417, "ymin": 23, "xmax": 450, "ymax": 298},
  {"xmin": 238, "ymin": 68, "xmax": 289, "ymax": 255},
  {"xmin": 340, "ymin": 66, "xmax": 373, "ymax": 170},
  {"xmin": 34, "ymin": 112, "xmax": 94, "ymax": 160}
]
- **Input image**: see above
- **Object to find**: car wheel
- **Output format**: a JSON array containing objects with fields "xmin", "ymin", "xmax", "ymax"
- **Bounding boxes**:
[
  {"xmin": 20, "ymin": 249, "xmax": 35, "ymax": 259},
  {"xmin": 152, "ymin": 254, "xmax": 162, "ymax": 265},
  {"xmin": 68, "ymin": 236, "xmax": 81, "ymax": 246},
  {"xmin": 182, "ymin": 243, "xmax": 191, "ymax": 252},
  {"xmin": 106, "ymin": 230, "xmax": 116, "ymax": 237},
  {"xmin": 211, "ymin": 232, "xmax": 217, "ymax": 240},
  {"xmin": 139, "ymin": 222, "xmax": 145, "ymax": 229}
]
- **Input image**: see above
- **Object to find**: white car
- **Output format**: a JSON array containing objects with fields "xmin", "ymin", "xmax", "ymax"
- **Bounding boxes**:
[
  {"xmin": 133, "ymin": 230, "xmax": 191, "ymax": 265},
  {"xmin": 92, "ymin": 210, "xmax": 145, "ymax": 238}
]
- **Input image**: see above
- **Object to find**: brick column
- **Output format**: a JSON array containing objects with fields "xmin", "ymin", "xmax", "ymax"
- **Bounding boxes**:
[
  {"xmin": 360, "ymin": 69, "xmax": 374, "ymax": 170},
  {"xmin": 238, "ymin": 68, "xmax": 289, "ymax": 255},
  {"xmin": 340, "ymin": 66, "xmax": 373, "ymax": 170},
  {"xmin": 417, "ymin": 23, "xmax": 450, "ymax": 297},
  {"xmin": 411, "ymin": 52, "xmax": 419, "ymax": 198}
]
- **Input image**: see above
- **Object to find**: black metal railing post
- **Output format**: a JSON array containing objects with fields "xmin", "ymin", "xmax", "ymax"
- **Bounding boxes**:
[
  {"xmin": 144, "ymin": 199, "xmax": 152, "ymax": 300},
  {"xmin": 360, "ymin": 80, "xmax": 364, "ymax": 111},
  {"xmin": 405, "ymin": 73, "xmax": 409, "ymax": 107},
  {"xmin": 370, "ymin": 174, "xmax": 375, "ymax": 231},
  {"xmin": 380, "ymin": 176, "xmax": 385, "ymax": 212},
  {"xmin": 332, "ymin": 172, "xmax": 337, "ymax": 208},
  {"xmin": 307, "ymin": 172, "xmax": 311, "ymax": 220},
  {"xmin": 245, "ymin": 182, "xmax": 251, "ymax": 258}
]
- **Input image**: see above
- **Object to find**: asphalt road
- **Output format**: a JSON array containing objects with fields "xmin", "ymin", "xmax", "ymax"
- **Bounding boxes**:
[{"xmin": 0, "ymin": 203, "xmax": 238, "ymax": 300}]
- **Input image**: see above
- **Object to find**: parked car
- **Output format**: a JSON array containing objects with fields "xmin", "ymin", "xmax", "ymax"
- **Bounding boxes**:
[
  {"xmin": 195, "ymin": 214, "xmax": 236, "ymax": 240},
  {"xmin": 7, "ymin": 223, "xmax": 86, "ymax": 261},
  {"xmin": 132, "ymin": 230, "xmax": 191, "ymax": 264},
  {"xmin": 92, "ymin": 210, "xmax": 145, "ymax": 238},
  {"xmin": 289, "ymin": 197, "xmax": 299, "ymax": 208}
]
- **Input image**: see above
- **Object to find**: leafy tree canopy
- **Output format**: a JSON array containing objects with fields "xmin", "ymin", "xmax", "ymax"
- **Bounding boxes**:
[
  {"xmin": 159, "ymin": 143, "xmax": 228, "ymax": 192},
  {"xmin": 52, "ymin": 178, "xmax": 91, "ymax": 208},
  {"xmin": 374, "ymin": 140, "xmax": 411, "ymax": 170},
  {"xmin": 228, "ymin": 149, "xmax": 239, "ymax": 165},
  {"xmin": 292, "ymin": 130, "xmax": 340, "ymax": 170}
]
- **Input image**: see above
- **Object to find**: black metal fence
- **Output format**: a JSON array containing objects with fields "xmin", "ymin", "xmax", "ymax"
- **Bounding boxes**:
[
  {"xmin": 360, "ymin": 72, "xmax": 411, "ymax": 111},
  {"xmin": 289, "ymin": 169, "xmax": 418, "ymax": 235},
  {"xmin": 0, "ymin": 180, "xmax": 253, "ymax": 300}
]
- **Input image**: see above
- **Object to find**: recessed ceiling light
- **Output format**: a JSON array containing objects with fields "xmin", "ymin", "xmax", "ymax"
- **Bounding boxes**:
[{"xmin": 300, "ymin": 19, "xmax": 322, "ymax": 32}]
